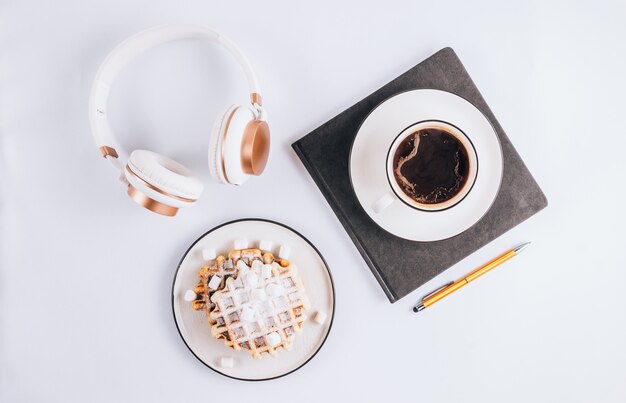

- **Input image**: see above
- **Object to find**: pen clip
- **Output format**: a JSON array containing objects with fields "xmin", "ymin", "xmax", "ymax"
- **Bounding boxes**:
[{"xmin": 421, "ymin": 281, "xmax": 454, "ymax": 302}]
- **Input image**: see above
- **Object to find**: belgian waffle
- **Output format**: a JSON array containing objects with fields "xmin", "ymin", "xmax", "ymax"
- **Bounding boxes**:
[
  {"xmin": 208, "ymin": 249, "xmax": 310, "ymax": 359},
  {"xmin": 190, "ymin": 249, "xmax": 266, "ymax": 322}
]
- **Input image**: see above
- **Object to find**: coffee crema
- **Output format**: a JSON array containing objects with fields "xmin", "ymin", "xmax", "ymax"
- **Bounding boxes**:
[{"xmin": 392, "ymin": 126, "xmax": 470, "ymax": 205}]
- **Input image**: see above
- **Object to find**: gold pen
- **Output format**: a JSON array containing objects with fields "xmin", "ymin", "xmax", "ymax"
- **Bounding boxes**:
[{"xmin": 413, "ymin": 242, "xmax": 531, "ymax": 313}]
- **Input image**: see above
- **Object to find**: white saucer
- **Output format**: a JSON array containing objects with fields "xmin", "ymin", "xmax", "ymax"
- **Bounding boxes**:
[
  {"xmin": 172, "ymin": 219, "xmax": 335, "ymax": 381},
  {"xmin": 349, "ymin": 89, "xmax": 503, "ymax": 241}
]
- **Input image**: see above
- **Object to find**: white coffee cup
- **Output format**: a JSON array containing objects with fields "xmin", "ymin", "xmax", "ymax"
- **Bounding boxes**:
[{"xmin": 372, "ymin": 120, "xmax": 478, "ymax": 214}]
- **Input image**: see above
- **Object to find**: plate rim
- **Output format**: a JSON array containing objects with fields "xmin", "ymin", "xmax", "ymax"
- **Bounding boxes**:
[
  {"xmin": 171, "ymin": 218, "xmax": 336, "ymax": 382},
  {"xmin": 348, "ymin": 88, "xmax": 504, "ymax": 242}
]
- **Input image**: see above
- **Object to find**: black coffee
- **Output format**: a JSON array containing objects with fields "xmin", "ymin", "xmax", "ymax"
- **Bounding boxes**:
[{"xmin": 392, "ymin": 127, "xmax": 470, "ymax": 205}]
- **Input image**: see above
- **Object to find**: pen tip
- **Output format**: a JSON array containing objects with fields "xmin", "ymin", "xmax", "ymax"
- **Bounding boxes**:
[
  {"xmin": 514, "ymin": 242, "xmax": 531, "ymax": 254},
  {"xmin": 412, "ymin": 306, "xmax": 419, "ymax": 313}
]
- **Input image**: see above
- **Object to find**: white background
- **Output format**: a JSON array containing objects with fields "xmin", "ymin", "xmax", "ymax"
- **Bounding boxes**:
[{"xmin": 1, "ymin": 0, "xmax": 625, "ymax": 402}]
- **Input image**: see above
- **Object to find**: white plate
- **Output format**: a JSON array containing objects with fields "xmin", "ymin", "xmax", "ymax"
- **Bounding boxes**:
[
  {"xmin": 349, "ymin": 89, "xmax": 503, "ymax": 241},
  {"xmin": 172, "ymin": 219, "xmax": 335, "ymax": 381}
]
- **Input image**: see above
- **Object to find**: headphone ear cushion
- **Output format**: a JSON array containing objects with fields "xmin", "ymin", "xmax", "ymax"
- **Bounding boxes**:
[
  {"xmin": 208, "ymin": 105, "xmax": 255, "ymax": 185},
  {"xmin": 127, "ymin": 150, "xmax": 204, "ymax": 201},
  {"xmin": 208, "ymin": 105, "xmax": 237, "ymax": 184}
]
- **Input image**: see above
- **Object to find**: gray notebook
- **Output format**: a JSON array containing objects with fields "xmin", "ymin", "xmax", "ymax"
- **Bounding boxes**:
[{"xmin": 292, "ymin": 47, "xmax": 547, "ymax": 303}]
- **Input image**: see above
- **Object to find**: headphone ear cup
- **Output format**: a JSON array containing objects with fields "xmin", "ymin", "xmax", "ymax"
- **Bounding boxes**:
[
  {"xmin": 208, "ymin": 105, "xmax": 256, "ymax": 185},
  {"xmin": 208, "ymin": 105, "xmax": 237, "ymax": 184},
  {"xmin": 125, "ymin": 150, "xmax": 204, "ymax": 216}
]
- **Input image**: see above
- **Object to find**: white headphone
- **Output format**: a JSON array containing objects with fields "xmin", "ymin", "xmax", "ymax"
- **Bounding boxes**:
[{"xmin": 89, "ymin": 25, "xmax": 270, "ymax": 217}]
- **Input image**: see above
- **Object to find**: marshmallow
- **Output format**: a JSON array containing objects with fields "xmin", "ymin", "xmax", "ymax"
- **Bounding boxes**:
[
  {"xmin": 266, "ymin": 332, "xmax": 281, "ymax": 347},
  {"xmin": 266, "ymin": 283, "xmax": 285, "ymax": 297},
  {"xmin": 233, "ymin": 239, "xmax": 249, "ymax": 249},
  {"xmin": 183, "ymin": 290, "xmax": 197, "ymax": 302},
  {"xmin": 259, "ymin": 240, "xmax": 273, "ymax": 252},
  {"xmin": 201, "ymin": 248, "xmax": 216, "ymax": 261},
  {"xmin": 219, "ymin": 357, "xmax": 234, "ymax": 368},
  {"xmin": 240, "ymin": 305, "xmax": 255, "ymax": 322},
  {"xmin": 231, "ymin": 276, "xmax": 243, "ymax": 289},
  {"xmin": 236, "ymin": 260, "xmax": 249, "ymax": 271},
  {"xmin": 250, "ymin": 288, "xmax": 267, "ymax": 301},
  {"xmin": 208, "ymin": 275, "xmax": 221, "ymax": 290},
  {"xmin": 258, "ymin": 302, "xmax": 272, "ymax": 317},
  {"xmin": 313, "ymin": 311, "xmax": 327, "ymax": 325},
  {"xmin": 278, "ymin": 245, "xmax": 291, "ymax": 259},
  {"xmin": 245, "ymin": 273, "xmax": 259, "ymax": 288},
  {"xmin": 239, "ymin": 292, "xmax": 249, "ymax": 303},
  {"xmin": 273, "ymin": 297, "xmax": 288, "ymax": 310},
  {"xmin": 261, "ymin": 264, "xmax": 273, "ymax": 279},
  {"xmin": 251, "ymin": 260, "xmax": 262, "ymax": 270}
]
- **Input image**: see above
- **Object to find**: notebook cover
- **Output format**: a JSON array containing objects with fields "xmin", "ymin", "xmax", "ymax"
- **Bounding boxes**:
[{"xmin": 292, "ymin": 47, "xmax": 547, "ymax": 303}]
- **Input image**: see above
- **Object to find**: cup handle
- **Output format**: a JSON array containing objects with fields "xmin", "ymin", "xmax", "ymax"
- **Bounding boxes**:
[{"xmin": 372, "ymin": 191, "xmax": 396, "ymax": 214}]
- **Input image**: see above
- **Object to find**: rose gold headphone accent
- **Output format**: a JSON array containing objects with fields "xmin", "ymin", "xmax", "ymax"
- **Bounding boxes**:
[
  {"xmin": 250, "ymin": 92, "xmax": 262, "ymax": 107},
  {"xmin": 127, "ymin": 185, "xmax": 178, "ymax": 217},
  {"xmin": 241, "ymin": 120, "xmax": 270, "ymax": 175},
  {"xmin": 125, "ymin": 165, "xmax": 197, "ymax": 203},
  {"xmin": 99, "ymin": 146, "xmax": 119, "ymax": 158}
]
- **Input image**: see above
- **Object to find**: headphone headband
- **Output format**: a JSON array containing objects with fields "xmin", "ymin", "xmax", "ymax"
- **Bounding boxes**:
[{"xmin": 89, "ymin": 24, "xmax": 263, "ymax": 166}]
